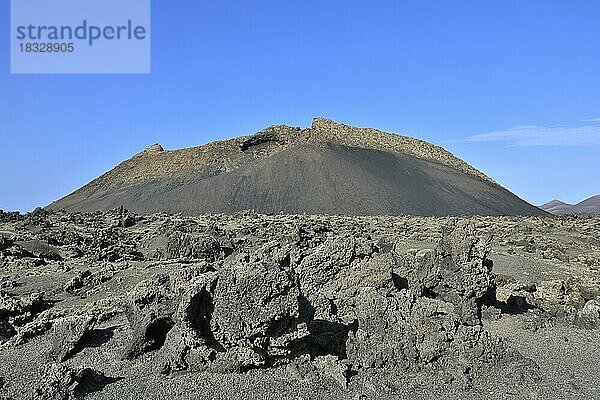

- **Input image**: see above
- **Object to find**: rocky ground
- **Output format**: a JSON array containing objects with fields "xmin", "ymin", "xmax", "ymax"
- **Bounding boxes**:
[{"xmin": 0, "ymin": 208, "xmax": 599, "ymax": 399}]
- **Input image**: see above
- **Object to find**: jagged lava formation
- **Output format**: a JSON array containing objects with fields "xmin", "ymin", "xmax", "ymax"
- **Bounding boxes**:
[
  {"xmin": 48, "ymin": 118, "xmax": 546, "ymax": 216},
  {"xmin": 2, "ymin": 209, "xmax": 600, "ymax": 399}
]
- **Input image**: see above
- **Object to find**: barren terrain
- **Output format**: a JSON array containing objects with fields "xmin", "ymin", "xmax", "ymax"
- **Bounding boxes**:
[{"xmin": 1, "ymin": 208, "xmax": 599, "ymax": 399}]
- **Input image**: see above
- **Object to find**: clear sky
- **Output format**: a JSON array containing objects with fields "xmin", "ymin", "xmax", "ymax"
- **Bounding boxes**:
[{"xmin": 1, "ymin": 0, "xmax": 599, "ymax": 212}]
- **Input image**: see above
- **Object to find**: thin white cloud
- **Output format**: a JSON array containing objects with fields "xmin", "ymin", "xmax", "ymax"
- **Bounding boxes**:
[
  {"xmin": 467, "ymin": 125, "xmax": 600, "ymax": 146},
  {"xmin": 582, "ymin": 117, "xmax": 600, "ymax": 123}
]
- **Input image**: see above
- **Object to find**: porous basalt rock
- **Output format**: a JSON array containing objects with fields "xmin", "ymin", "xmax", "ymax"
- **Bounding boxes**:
[
  {"xmin": 0, "ymin": 291, "xmax": 49, "ymax": 343},
  {"xmin": 493, "ymin": 276, "xmax": 600, "ymax": 325},
  {"xmin": 165, "ymin": 231, "xmax": 222, "ymax": 261},
  {"xmin": 1, "ymin": 298, "xmax": 122, "ymax": 349},
  {"xmin": 576, "ymin": 299, "xmax": 600, "ymax": 328},
  {"xmin": 51, "ymin": 315, "xmax": 97, "ymax": 362},
  {"xmin": 14, "ymin": 239, "xmax": 62, "ymax": 261},
  {"xmin": 150, "ymin": 220, "xmax": 534, "ymax": 384},
  {"xmin": 159, "ymin": 260, "xmax": 305, "ymax": 374},
  {"xmin": 123, "ymin": 274, "xmax": 176, "ymax": 359},
  {"xmin": 345, "ymin": 221, "xmax": 512, "ymax": 378}
]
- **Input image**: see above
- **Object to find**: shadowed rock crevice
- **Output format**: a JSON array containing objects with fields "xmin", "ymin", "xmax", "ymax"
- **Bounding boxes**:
[
  {"xmin": 392, "ymin": 273, "xmax": 409, "ymax": 290},
  {"xmin": 292, "ymin": 295, "xmax": 358, "ymax": 360},
  {"xmin": 481, "ymin": 288, "xmax": 538, "ymax": 316},
  {"xmin": 184, "ymin": 288, "xmax": 225, "ymax": 353},
  {"xmin": 240, "ymin": 132, "xmax": 285, "ymax": 153},
  {"xmin": 79, "ymin": 327, "xmax": 116, "ymax": 350},
  {"xmin": 36, "ymin": 364, "xmax": 122, "ymax": 400},
  {"xmin": 303, "ymin": 319, "xmax": 358, "ymax": 359},
  {"xmin": 144, "ymin": 317, "xmax": 175, "ymax": 352},
  {"xmin": 71, "ymin": 369, "xmax": 122, "ymax": 398}
]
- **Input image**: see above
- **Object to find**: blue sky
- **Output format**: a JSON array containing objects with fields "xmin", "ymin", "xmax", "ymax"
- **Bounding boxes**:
[{"xmin": 1, "ymin": 0, "xmax": 599, "ymax": 212}]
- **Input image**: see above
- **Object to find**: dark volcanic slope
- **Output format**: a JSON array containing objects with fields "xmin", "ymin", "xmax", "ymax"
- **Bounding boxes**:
[
  {"xmin": 49, "ymin": 118, "xmax": 545, "ymax": 216},
  {"xmin": 541, "ymin": 195, "xmax": 600, "ymax": 215},
  {"xmin": 575, "ymin": 195, "xmax": 600, "ymax": 214}
]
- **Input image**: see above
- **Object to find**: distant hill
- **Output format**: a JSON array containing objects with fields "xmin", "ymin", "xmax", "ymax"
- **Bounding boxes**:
[
  {"xmin": 48, "ymin": 118, "xmax": 547, "ymax": 216},
  {"xmin": 539, "ymin": 199, "xmax": 573, "ymax": 215},
  {"xmin": 540, "ymin": 195, "xmax": 600, "ymax": 215}
]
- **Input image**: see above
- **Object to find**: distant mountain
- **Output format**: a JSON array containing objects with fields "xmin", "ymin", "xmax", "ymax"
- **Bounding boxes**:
[
  {"xmin": 48, "ymin": 118, "xmax": 547, "ymax": 216},
  {"xmin": 539, "ymin": 199, "xmax": 573, "ymax": 215},
  {"xmin": 540, "ymin": 195, "xmax": 600, "ymax": 215}
]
